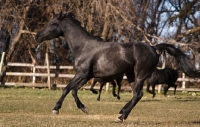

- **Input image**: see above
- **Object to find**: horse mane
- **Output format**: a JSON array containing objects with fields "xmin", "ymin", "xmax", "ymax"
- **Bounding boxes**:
[{"xmin": 64, "ymin": 13, "xmax": 104, "ymax": 42}]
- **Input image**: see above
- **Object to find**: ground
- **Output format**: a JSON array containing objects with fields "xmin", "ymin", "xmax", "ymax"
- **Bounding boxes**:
[{"xmin": 0, "ymin": 87, "xmax": 199, "ymax": 127}]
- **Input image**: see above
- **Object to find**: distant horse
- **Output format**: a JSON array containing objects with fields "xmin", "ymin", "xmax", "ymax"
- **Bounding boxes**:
[
  {"xmin": 90, "ymin": 74, "xmax": 123, "ymax": 101},
  {"xmin": 146, "ymin": 68, "xmax": 178, "ymax": 97},
  {"xmin": 35, "ymin": 12, "xmax": 200, "ymax": 122}
]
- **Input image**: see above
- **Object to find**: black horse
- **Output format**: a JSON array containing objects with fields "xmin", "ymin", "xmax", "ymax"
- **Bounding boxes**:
[
  {"xmin": 90, "ymin": 74, "xmax": 123, "ymax": 101},
  {"xmin": 35, "ymin": 12, "xmax": 200, "ymax": 122},
  {"xmin": 146, "ymin": 68, "xmax": 178, "ymax": 98}
]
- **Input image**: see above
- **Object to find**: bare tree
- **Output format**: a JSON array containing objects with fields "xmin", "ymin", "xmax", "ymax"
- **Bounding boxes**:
[{"xmin": 0, "ymin": 0, "xmax": 200, "ymax": 84}]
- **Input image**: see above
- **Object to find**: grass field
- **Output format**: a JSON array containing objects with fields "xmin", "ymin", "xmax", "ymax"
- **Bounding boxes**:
[{"xmin": 0, "ymin": 86, "xmax": 200, "ymax": 127}]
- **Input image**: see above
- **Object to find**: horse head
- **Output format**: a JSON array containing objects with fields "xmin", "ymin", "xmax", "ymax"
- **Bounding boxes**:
[{"xmin": 35, "ymin": 11, "xmax": 64, "ymax": 43}]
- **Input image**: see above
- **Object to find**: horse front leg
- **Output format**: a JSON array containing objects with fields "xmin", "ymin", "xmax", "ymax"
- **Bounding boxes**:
[
  {"xmin": 71, "ymin": 80, "xmax": 88, "ymax": 113},
  {"xmin": 52, "ymin": 74, "xmax": 87, "ymax": 114}
]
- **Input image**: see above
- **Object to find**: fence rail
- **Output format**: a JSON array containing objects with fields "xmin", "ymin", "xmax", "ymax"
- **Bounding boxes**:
[{"xmin": 0, "ymin": 52, "xmax": 200, "ymax": 92}]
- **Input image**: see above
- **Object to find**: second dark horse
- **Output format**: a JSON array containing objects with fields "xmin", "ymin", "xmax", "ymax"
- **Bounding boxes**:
[
  {"xmin": 146, "ymin": 68, "xmax": 178, "ymax": 97},
  {"xmin": 35, "ymin": 12, "xmax": 200, "ymax": 122},
  {"xmin": 90, "ymin": 74, "xmax": 123, "ymax": 101}
]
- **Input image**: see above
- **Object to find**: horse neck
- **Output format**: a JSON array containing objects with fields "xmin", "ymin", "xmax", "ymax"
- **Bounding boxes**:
[{"xmin": 61, "ymin": 19, "xmax": 95, "ymax": 53}]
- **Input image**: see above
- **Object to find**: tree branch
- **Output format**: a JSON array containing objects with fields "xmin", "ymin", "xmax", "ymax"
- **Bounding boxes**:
[{"xmin": 177, "ymin": 27, "xmax": 200, "ymax": 40}]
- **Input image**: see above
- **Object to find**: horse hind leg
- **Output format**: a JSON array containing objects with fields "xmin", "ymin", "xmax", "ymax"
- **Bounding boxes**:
[
  {"xmin": 164, "ymin": 85, "xmax": 170, "ymax": 97},
  {"xmin": 116, "ymin": 71, "xmax": 148, "ymax": 122},
  {"xmin": 164, "ymin": 83, "xmax": 177, "ymax": 97},
  {"xmin": 146, "ymin": 82, "xmax": 156, "ymax": 97},
  {"xmin": 97, "ymin": 82, "xmax": 105, "ymax": 101},
  {"xmin": 116, "ymin": 81, "xmax": 121, "ymax": 100},
  {"xmin": 173, "ymin": 84, "xmax": 178, "ymax": 97},
  {"xmin": 115, "ymin": 75, "xmax": 123, "ymax": 100},
  {"xmin": 117, "ymin": 77, "xmax": 144, "ymax": 122},
  {"xmin": 90, "ymin": 78, "xmax": 98, "ymax": 94},
  {"xmin": 152, "ymin": 84, "xmax": 156, "ymax": 98},
  {"xmin": 146, "ymin": 82, "xmax": 151, "ymax": 93},
  {"xmin": 111, "ymin": 81, "xmax": 117, "ymax": 97}
]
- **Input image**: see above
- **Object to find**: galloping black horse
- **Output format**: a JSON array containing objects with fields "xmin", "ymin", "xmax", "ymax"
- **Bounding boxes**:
[
  {"xmin": 146, "ymin": 68, "xmax": 178, "ymax": 97},
  {"xmin": 35, "ymin": 12, "xmax": 200, "ymax": 122},
  {"xmin": 90, "ymin": 74, "xmax": 123, "ymax": 101}
]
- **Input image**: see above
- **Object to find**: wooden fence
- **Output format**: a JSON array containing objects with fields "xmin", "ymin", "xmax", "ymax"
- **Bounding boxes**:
[{"xmin": 0, "ymin": 52, "xmax": 200, "ymax": 92}]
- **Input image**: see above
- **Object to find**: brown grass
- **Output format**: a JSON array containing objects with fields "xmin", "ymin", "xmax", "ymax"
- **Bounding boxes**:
[{"xmin": 0, "ymin": 87, "xmax": 200, "ymax": 127}]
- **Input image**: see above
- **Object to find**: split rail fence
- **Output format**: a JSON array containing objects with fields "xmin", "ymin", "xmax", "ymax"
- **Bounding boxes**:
[{"xmin": 0, "ymin": 52, "xmax": 200, "ymax": 92}]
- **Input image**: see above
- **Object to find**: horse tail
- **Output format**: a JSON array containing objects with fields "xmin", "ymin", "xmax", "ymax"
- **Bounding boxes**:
[{"xmin": 154, "ymin": 43, "xmax": 200, "ymax": 77}]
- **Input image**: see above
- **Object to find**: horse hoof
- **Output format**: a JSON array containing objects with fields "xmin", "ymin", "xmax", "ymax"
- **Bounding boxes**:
[
  {"xmin": 114, "ymin": 118, "xmax": 124, "ymax": 123},
  {"xmin": 84, "ymin": 107, "xmax": 89, "ymax": 114},
  {"xmin": 52, "ymin": 110, "xmax": 59, "ymax": 115},
  {"xmin": 114, "ymin": 114, "xmax": 124, "ymax": 123},
  {"xmin": 81, "ymin": 107, "xmax": 89, "ymax": 114}
]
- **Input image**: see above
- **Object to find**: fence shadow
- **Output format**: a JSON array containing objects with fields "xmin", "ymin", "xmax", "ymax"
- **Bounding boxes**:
[{"xmin": 191, "ymin": 120, "xmax": 200, "ymax": 124}]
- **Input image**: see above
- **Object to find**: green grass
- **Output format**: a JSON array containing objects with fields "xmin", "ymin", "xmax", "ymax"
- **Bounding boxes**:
[{"xmin": 0, "ymin": 87, "xmax": 200, "ymax": 127}]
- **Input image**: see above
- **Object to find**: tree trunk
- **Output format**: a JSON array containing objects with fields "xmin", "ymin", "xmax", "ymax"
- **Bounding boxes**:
[
  {"xmin": 101, "ymin": 0, "xmax": 111, "ymax": 41},
  {"xmin": 0, "ymin": 4, "xmax": 31, "ymax": 83}
]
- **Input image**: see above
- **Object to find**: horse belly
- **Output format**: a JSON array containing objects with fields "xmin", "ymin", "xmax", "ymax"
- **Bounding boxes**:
[
  {"xmin": 157, "ymin": 75, "xmax": 168, "ymax": 84},
  {"xmin": 93, "ymin": 57, "xmax": 131, "ymax": 78}
]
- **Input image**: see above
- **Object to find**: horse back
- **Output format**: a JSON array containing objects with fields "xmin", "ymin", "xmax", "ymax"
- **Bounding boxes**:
[
  {"xmin": 146, "ymin": 68, "xmax": 178, "ymax": 85},
  {"xmin": 90, "ymin": 42, "xmax": 135, "ymax": 78},
  {"xmin": 90, "ymin": 42, "xmax": 158, "ymax": 79}
]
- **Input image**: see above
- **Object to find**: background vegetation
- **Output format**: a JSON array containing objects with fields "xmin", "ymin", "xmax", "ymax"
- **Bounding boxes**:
[{"xmin": 0, "ymin": 0, "xmax": 200, "ymax": 85}]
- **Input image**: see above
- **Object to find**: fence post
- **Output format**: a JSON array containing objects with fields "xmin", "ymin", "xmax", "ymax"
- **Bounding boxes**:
[
  {"xmin": 0, "ymin": 52, "xmax": 5, "ymax": 74},
  {"xmin": 182, "ymin": 73, "xmax": 185, "ymax": 89},
  {"xmin": 0, "ymin": 52, "xmax": 5, "ymax": 85},
  {"xmin": 46, "ymin": 53, "xmax": 51, "ymax": 89},
  {"xmin": 32, "ymin": 63, "xmax": 36, "ymax": 88},
  {"xmin": 106, "ymin": 83, "xmax": 110, "ymax": 91}
]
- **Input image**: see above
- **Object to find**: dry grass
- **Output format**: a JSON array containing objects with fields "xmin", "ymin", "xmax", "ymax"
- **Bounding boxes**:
[{"xmin": 0, "ymin": 87, "xmax": 200, "ymax": 127}]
